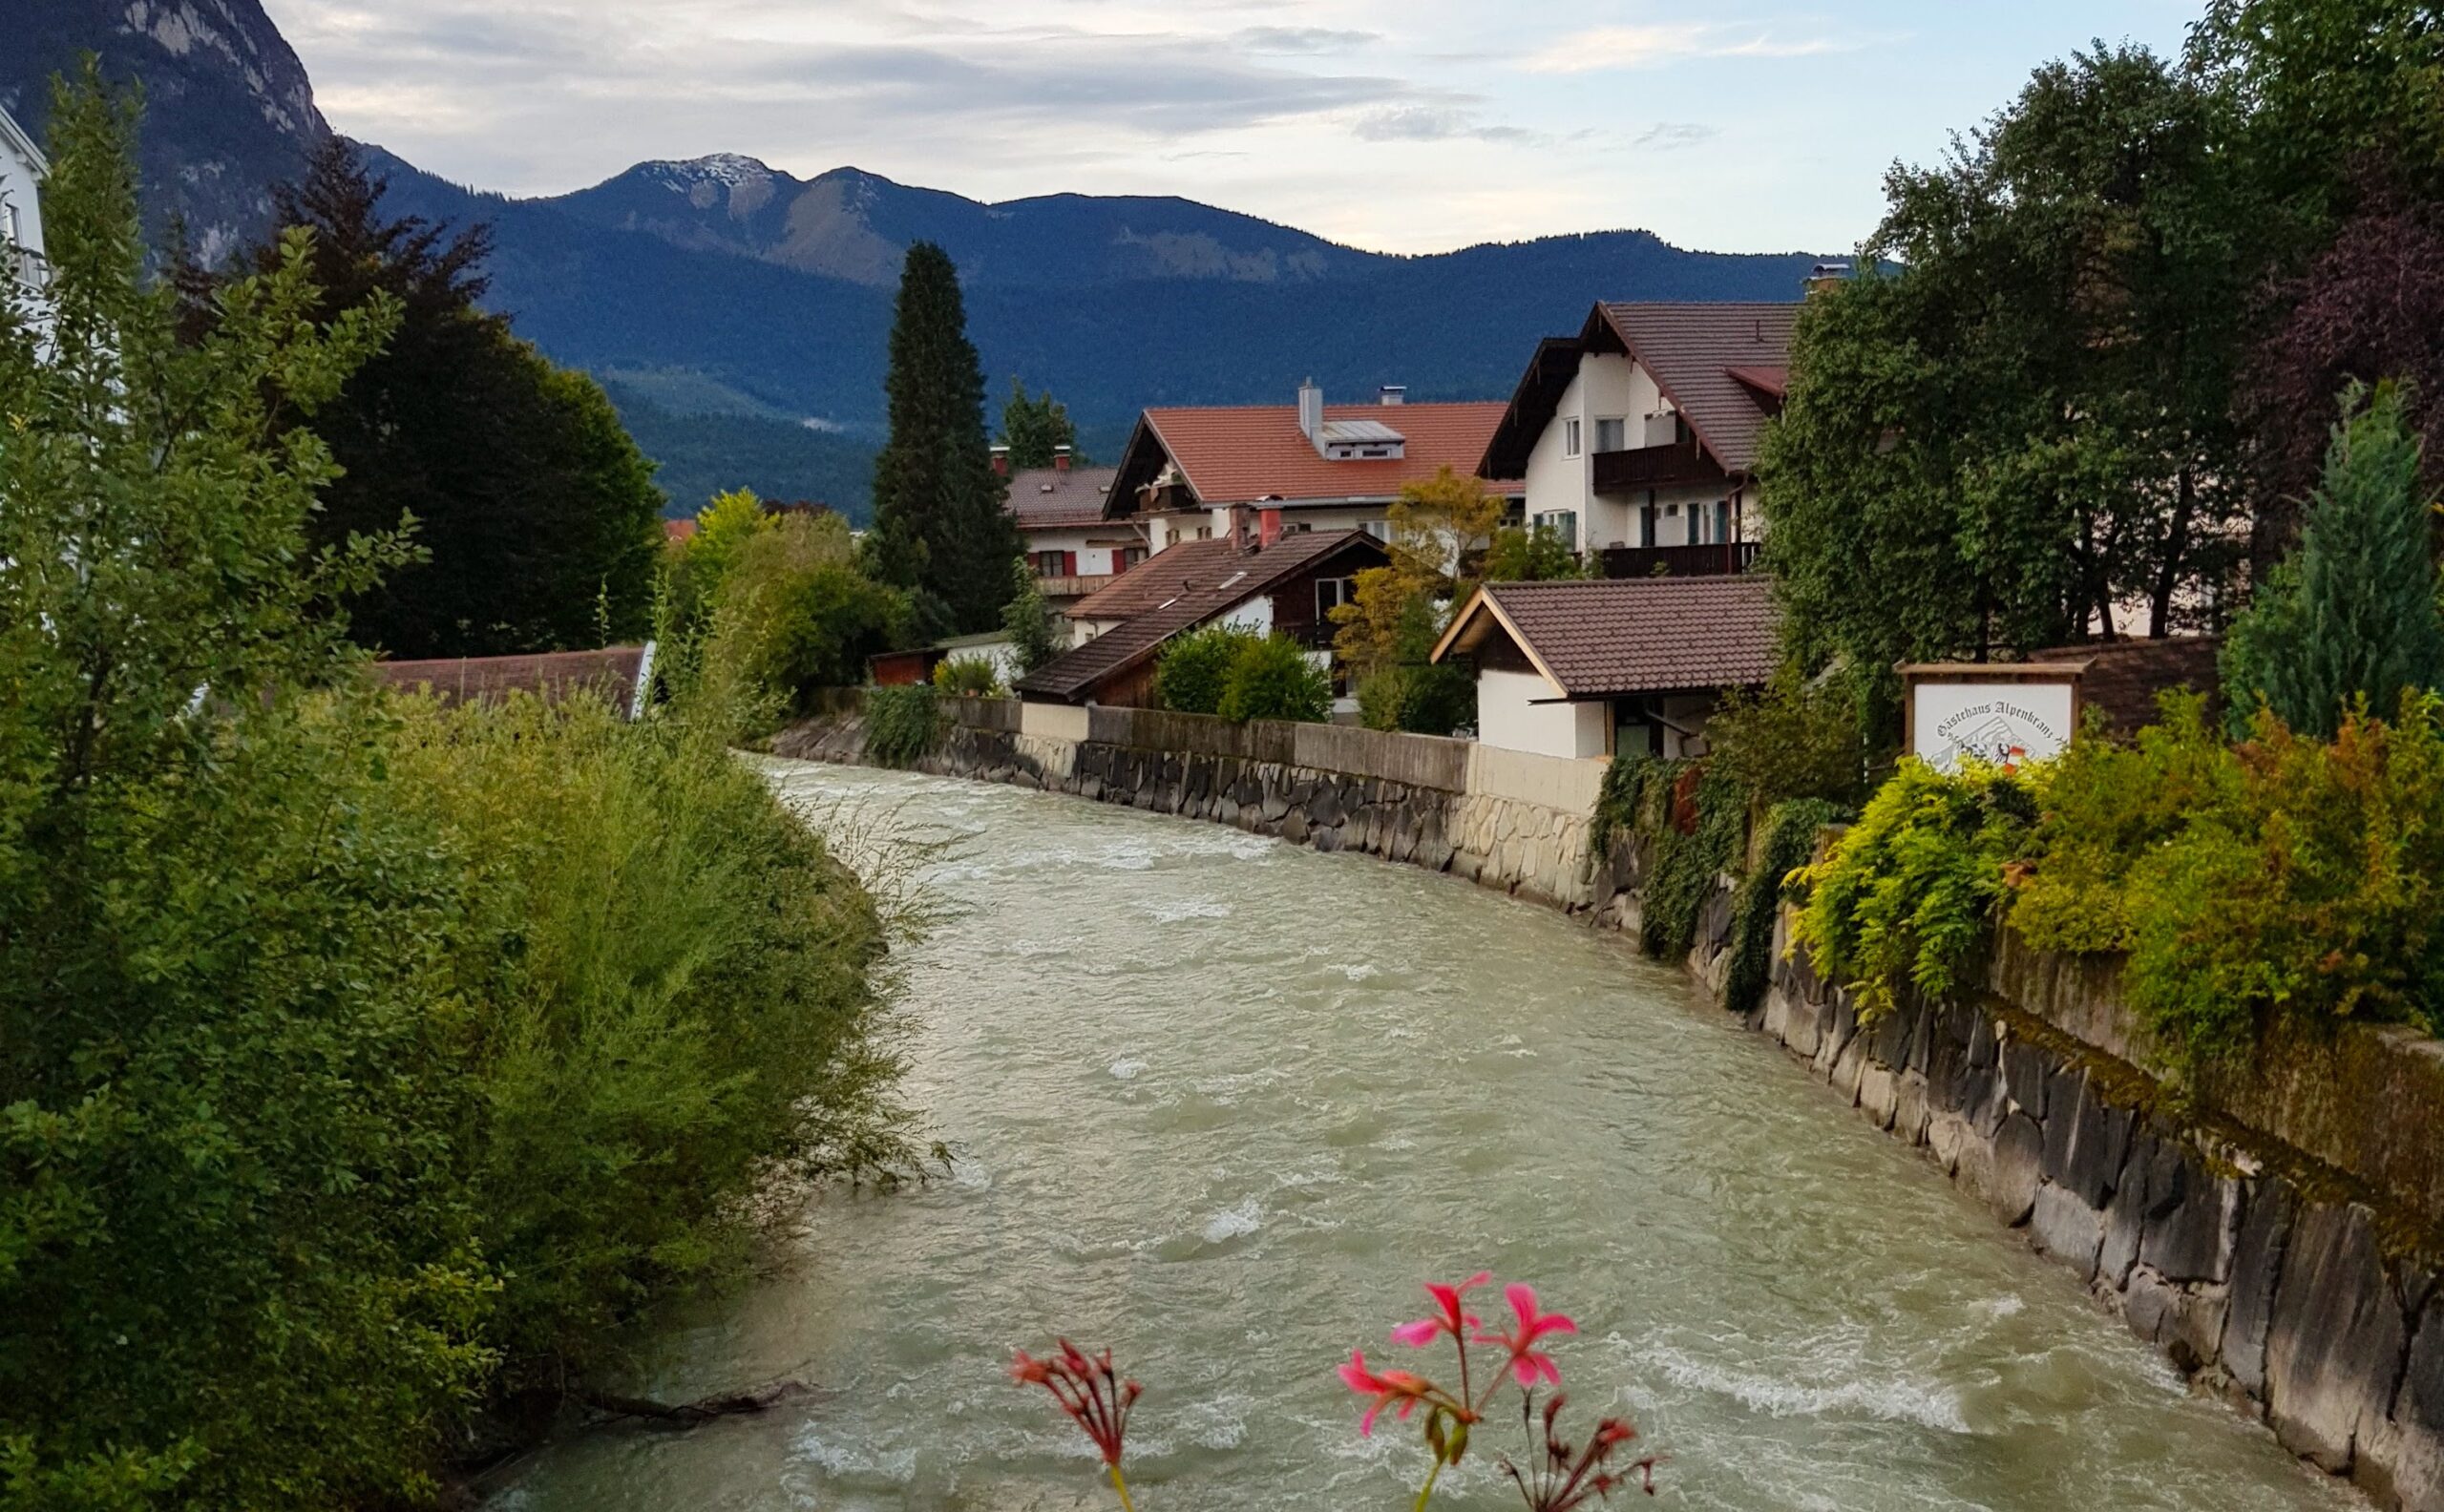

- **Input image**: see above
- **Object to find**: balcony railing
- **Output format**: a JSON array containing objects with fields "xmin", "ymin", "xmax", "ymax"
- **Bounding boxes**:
[
  {"xmin": 1597, "ymin": 541, "xmax": 1761, "ymax": 579},
  {"xmin": 1591, "ymin": 441, "xmax": 1727, "ymax": 494}
]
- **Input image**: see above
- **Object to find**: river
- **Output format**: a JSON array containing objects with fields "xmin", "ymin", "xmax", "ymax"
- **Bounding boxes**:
[{"xmin": 488, "ymin": 759, "xmax": 2354, "ymax": 1512}]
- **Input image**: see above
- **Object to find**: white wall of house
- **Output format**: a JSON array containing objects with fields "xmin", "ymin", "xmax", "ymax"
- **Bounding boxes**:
[
  {"xmin": 1021, "ymin": 526, "xmax": 1140, "ymax": 578},
  {"xmin": 1, "ymin": 108, "xmax": 48, "ymax": 309},
  {"xmin": 1475, "ymin": 668, "xmax": 1608, "ymax": 759},
  {"xmin": 1216, "ymin": 595, "xmax": 1273, "ymax": 635},
  {"xmin": 1518, "ymin": 349, "xmax": 1749, "ymax": 554}
]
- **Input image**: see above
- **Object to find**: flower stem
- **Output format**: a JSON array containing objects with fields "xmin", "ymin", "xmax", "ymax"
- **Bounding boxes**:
[
  {"xmin": 1411, "ymin": 1454, "xmax": 1446, "ymax": 1512},
  {"xmin": 1107, "ymin": 1464, "xmax": 1138, "ymax": 1512}
]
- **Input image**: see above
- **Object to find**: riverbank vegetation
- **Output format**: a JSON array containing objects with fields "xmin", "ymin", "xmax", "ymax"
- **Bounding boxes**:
[{"xmin": 0, "ymin": 74, "xmax": 914, "ymax": 1510}]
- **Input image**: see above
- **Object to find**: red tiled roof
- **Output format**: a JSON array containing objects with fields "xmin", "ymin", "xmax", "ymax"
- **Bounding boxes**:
[
  {"xmin": 664, "ymin": 517, "xmax": 697, "ymax": 542},
  {"xmin": 1599, "ymin": 304, "xmax": 1799, "ymax": 474},
  {"xmin": 374, "ymin": 645, "xmax": 651, "ymax": 717},
  {"xmin": 1725, "ymin": 364, "xmax": 1789, "ymax": 399},
  {"xmin": 1006, "ymin": 464, "xmax": 1121, "ymax": 531},
  {"xmin": 1066, "ymin": 536, "xmax": 1246, "ymax": 620},
  {"xmin": 1018, "ymin": 531, "xmax": 1389, "ymax": 703},
  {"xmin": 1119, "ymin": 401, "xmax": 1514, "ymax": 510},
  {"xmin": 1437, "ymin": 577, "xmax": 1779, "ymax": 698}
]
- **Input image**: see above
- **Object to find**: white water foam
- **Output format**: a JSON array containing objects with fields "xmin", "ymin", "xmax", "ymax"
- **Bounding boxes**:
[
  {"xmin": 1108, "ymin": 1058, "xmax": 1148, "ymax": 1081},
  {"xmin": 1651, "ymin": 1344, "xmax": 1972, "ymax": 1434},
  {"xmin": 1199, "ymin": 1197, "xmax": 1264, "ymax": 1244},
  {"xmin": 1138, "ymin": 897, "xmax": 1233, "ymax": 922}
]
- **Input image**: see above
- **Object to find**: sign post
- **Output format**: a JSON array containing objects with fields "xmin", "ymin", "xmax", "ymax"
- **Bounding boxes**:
[{"xmin": 1899, "ymin": 662, "xmax": 2085, "ymax": 774}]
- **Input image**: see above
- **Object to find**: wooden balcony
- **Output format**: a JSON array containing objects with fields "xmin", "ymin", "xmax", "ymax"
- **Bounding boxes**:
[
  {"xmin": 1591, "ymin": 442, "xmax": 1728, "ymax": 495},
  {"xmin": 1597, "ymin": 541, "xmax": 1761, "ymax": 578}
]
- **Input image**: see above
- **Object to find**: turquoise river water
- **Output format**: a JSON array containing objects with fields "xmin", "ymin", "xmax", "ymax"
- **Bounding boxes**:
[{"xmin": 486, "ymin": 758, "xmax": 2356, "ymax": 1512}]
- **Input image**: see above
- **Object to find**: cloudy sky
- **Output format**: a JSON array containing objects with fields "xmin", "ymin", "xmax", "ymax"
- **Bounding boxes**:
[{"xmin": 259, "ymin": 0, "xmax": 2200, "ymax": 257}]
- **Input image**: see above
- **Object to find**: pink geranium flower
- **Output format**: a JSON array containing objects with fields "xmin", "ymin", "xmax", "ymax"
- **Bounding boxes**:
[
  {"xmin": 1338, "ymin": 1349, "xmax": 1442, "ymax": 1436},
  {"xmin": 1478, "ymin": 1283, "xmax": 1576, "ymax": 1388},
  {"xmin": 1391, "ymin": 1270, "xmax": 1491, "ymax": 1348}
]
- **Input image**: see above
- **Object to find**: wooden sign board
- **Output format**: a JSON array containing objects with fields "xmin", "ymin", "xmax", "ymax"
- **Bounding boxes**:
[{"xmin": 1899, "ymin": 662, "xmax": 2086, "ymax": 774}]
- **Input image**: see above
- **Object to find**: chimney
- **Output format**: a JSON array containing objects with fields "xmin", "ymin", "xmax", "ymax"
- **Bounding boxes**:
[
  {"xmin": 1297, "ymin": 377, "xmax": 1323, "ymax": 446},
  {"xmin": 1258, "ymin": 506, "xmax": 1284, "ymax": 548},
  {"xmin": 1378, "ymin": 384, "xmax": 1406, "ymax": 407},
  {"xmin": 1804, "ymin": 261, "xmax": 1852, "ymax": 299},
  {"xmin": 990, "ymin": 444, "xmax": 1010, "ymax": 476},
  {"xmin": 1053, "ymin": 443, "xmax": 1072, "ymax": 473}
]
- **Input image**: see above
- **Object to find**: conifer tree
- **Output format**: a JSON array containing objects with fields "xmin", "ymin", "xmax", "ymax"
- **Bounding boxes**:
[
  {"xmin": 2223, "ymin": 382, "xmax": 2444, "ymax": 736},
  {"xmin": 998, "ymin": 376, "xmax": 1085, "ymax": 469},
  {"xmin": 1001, "ymin": 556, "xmax": 1060, "ymax": 672},
  {"xmin": 869, "ymin": 242, "xmax": 1022, "ymax": 633}
]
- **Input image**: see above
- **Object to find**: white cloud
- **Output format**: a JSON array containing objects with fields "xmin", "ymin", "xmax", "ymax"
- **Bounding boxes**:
[
  {"xmin": 1519, "ymin": 23, "xmax": 1853, "ymax": 74},
  {"xmin": 1635, "ymin": 121, "xmax": 1719, "ymax": 150}
]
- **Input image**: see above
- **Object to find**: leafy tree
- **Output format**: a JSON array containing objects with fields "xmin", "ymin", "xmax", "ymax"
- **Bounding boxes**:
[
  {"xmin": 2241, "ymin": 183, "xmax": 2444, "ymax": 554},
  {"xmin": 1482, "ymin": 524, "xmax": 1590, "ymax": 582},
  {"xmin": 0, "ymin": 68, "xmax": 486, "ymax": 1508},
  {"xmin": 1156, "ymin": 623, "xmax": 1262, "ymax": 715},
  {"xmin": 1218, "ymin": 635, "xmax": 1334, "ymax": 724},
  {"xmin": 1332, "ymin": 466, "xmax": 1501, "ymax": 672},
  {"xmin": 998, "ymin": 376, "xmax": 1085, "ymax": 469},
  {"xmin": 702, "ymin": 512, "xmax": 907, "ymax": 721},
  {"xmin": 2222, "ymin": 383, "xmax": 2444, "ymax": 738},
  {"xmin": 214, "ymin": 137, "xmax": 663, "ymax": 657},
  {"xmin": 868, "ymin": 242, "xmax": 1022, "ymax": 633},
  {"xmin": 1001, "ymin": 556, "xmax": 1061, "ymax": 672},
  {"xmin": 1762, "ymin": 44, "xmax": 2255, "ymax": 697}
]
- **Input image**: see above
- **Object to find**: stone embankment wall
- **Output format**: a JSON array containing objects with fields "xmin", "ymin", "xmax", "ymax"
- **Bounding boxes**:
[
  {"xmin": 1722, "ymin": 909, "xmax": 2444, "ymax": 1512},
  {"xmin": 776, "ymin": 698, "xmax": 2444, "ymax": 1510},
  {"xmin": 774, "ymin": 699, "xmax": 1606, "ymax": 909}
]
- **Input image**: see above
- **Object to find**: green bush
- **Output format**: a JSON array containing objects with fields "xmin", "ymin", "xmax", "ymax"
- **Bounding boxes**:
[
  {"xmin": 1156, "ymin": 624, "xmax": 1262, "ymax": 714},
  {"xmin": 1001, "ymin": 557, "xmax": 1061, "ymax": 673},
  {"xmin": 932, "ymin": 654, "xmax": 1006, "ymax": 697},
  {"xmin": 1588, "ymin": 752, "xmax": 1687, "ymax": 857},
  {"xmin": 391, "ymin": 692, "xmax": 912, "ymax": 1386},
  {"xmin": 2117, "ymin": 699, "xmax": 2444, "ymax": 1071},
  {"xmin": 1791, "ymin": 760, "xmax": 2039, "ymax": 1018},
  {"xmin": 1723, "ymin": 798, "xmax": 1853, "ymax": 1016},
  {"xmin": 1357, "ymin": 661, "xmax": 1477, "ymax": 736},
  {"xmin": 701, "ymin": 512, "xmax": 906, "ymax": 724},
  {"xmin": 2009, "ymin": 693, "xmax": 2243, "ymax": 955},
  {"xmin": 1481, "ymin": 524, "xmax": 1590, "ymax": 581},
  {"xmin": 1218, "ymin": 634, "xmax": 1334, "ymax": 724},
  {"xmin": 1703, "ymin": 664, "xmax": 1871, "ymax": 808},
  {"xmin": 1639, "ymin": 766, "xmax": 1749, "ymax": 961},
  {"xmin": 864, "ymin": 682, "xmax": 943, "ymax": 766}
]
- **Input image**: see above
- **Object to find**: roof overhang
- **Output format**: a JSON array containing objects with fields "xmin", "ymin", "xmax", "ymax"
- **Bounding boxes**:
[
  {"xmin": 0, "ymin": 106, "xmax": 49, "ymax": 178},
  {"xmin": 1429, "ymin": 586, "xmax": 1569, "ymax": 698}
]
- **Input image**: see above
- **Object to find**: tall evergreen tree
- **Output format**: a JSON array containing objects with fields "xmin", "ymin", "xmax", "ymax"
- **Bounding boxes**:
[
  {"xmin": 997, "ymin": 376, "xmax": 1085, "ymax": 469},
  {"xmin": 216, "ymin": 138, "xmax": 663, "ymax": 657},
  {"xmin": 869, "ymin": 242, "xmax": 1022, "ymax": 633},
  {"xmin": 2223, "ymin": 382, "xmax": 2444, "ymax": 737}
]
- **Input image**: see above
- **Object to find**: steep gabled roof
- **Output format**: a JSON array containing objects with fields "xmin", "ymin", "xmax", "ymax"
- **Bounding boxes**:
[
  {"xmin": 1017, "ymin": 530, "xmax": 1388, "ymax": 703},
  {"xmin": 1006, "ymin": 464, "xmax": 1121, "ymax": 531},
  {"xmin": 0, "ymin": 106, "xmax": 48, "ymax": 178},
  {"xmin": 1478, "ymin": 303, "xmax": 1798, "ymax": 480},
  {"xmin": 1432, "ymin": 577, "xmax": 1778, "ymax": 699},
  {"xmin": 1106, "ymin": 401, "xmax": 1515, "ymax": 515}
]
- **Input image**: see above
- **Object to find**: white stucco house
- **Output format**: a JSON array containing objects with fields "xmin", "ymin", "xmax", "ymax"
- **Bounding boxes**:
[
  {"xmin": 1476, "ymin": 302, "xmax": 1799, "ymax": 570},
  {"xmin": 999, "ymin": 448, "xmax": 1145, "ymax": 615},
  {"xmin": 1430, "ymin": 577, "xmax": 1779, "ymax": 760},
  {"xmin": 0, "ymin": 103, "xmax": 50, "ymax": 309}
]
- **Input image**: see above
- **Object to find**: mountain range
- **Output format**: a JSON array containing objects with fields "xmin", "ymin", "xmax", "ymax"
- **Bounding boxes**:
[{"xmin": 9, "ymin": 2, "xmax": 1844, "ymax": 517}]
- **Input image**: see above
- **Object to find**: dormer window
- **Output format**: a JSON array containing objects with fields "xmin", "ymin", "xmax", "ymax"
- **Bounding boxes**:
[{"xmin": 1316, "ymin": 417, "xmax": 1405, "ymax": 461}]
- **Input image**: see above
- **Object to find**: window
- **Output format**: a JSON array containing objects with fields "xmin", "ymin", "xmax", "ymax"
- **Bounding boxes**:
[
  {"xmin": 1194, "ymin": 526, "xmax": 1213, "ymax": 540},
  {"xmin": 1317, "ymin": 577, "xmax": 1357, "ymax": 619},
  {"xmin": 1360, "ymin": 519, "xmax": 1393, "ymax": 542},
  {"xmin": 1032, "ymin": 550, "xmax": 1068, "ymax": 577},
  {"xmin": 1532, "ymin": 510, "xmax": 1578, "ymax": 549},
  {"xmin": 1121, "ymin": 546, "xmax": 1148, "ymax": 569},
  {"xmin": 1282, "ymin": 520, "xmax": 1312, "ymax": 534},
  {"xmin": 1594, "ymin": 417, "xmax": 1626, "ymax": 453},
  {"xmin": 1, "ymin": 201, "xmax": 17, "ymax": 249},
  {"xmin": 1563, "ymin": 417, "xmax": 1582, "ymax": 458}
]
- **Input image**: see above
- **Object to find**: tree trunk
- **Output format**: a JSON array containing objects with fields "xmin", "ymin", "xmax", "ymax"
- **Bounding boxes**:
[{"xmin": 2151, "ymin": 468, "xmax": 2197, "ymax": 638}]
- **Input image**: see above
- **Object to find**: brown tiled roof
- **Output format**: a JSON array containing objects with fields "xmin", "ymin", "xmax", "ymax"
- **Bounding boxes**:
[
  {"xmin": 1478, "ymin": 304, "xmax": 1797, "ymax": 479},
  {"xmin": 2028, "ymin": 636, "xmax": 2222, "ymax": 734},
  {"xmin": 1440, "ymin": 577, "xmax": 1779, "ymax": 698},
  {"xmin": 1066, "ymin": 536, "xmax": 1246, "ymax": 620},
  {"xmin": 1006, "ymin": 464, "xmax": 1121, "ymax": 531},
  {"xmin": 1599, "ymin": 304, "xmax": 1799, "ymax": 474},
  {"xmin": 374, "ymin": 645, "xmax": 650, "ymax": 716},
  {"xmin": 1017, "ymin": 531, "xmax": 1388, "ymax": 703},
  {"xmin": 1108, "ymin": 401, "xmax": 1516, "ymax": 514}
]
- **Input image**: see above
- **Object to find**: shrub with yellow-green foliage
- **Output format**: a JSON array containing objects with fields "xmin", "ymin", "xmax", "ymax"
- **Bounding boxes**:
[{"xmin": 1791, "ymin": 759, "xmax": 2039, "ymax": 1019}]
